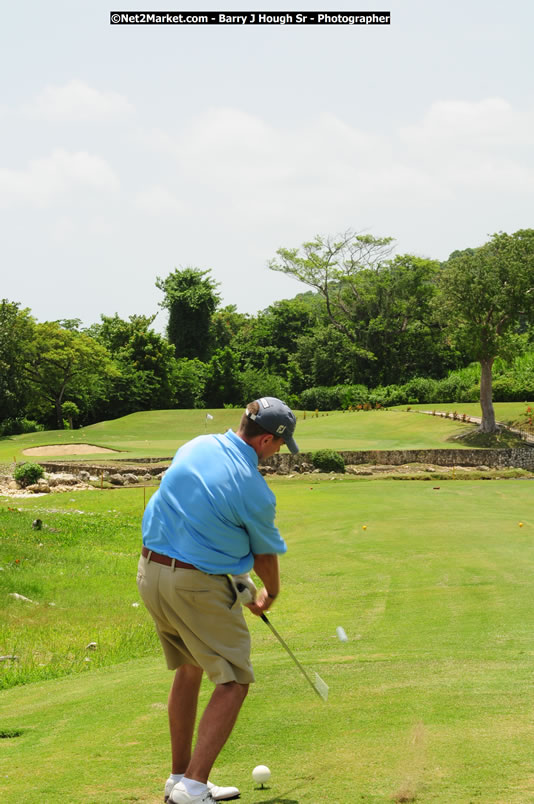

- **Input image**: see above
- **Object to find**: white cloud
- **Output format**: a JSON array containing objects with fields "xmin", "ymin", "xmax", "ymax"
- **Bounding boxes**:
[
  {"xmin": 0, "ymin": 149, "xmax": 120, "ymax": 208},
  {"xmin": 397, "ymin": 98, "xmax": 534, "ymax": 193},
  {"xmin": 399, "ymin": 98, "xmax": 534, "ymax": 147},
  {"xmin": 133, "ymin": 185, "xmax": 185, "ymax": 217},
  {"xmin": 146, "ymin": 107, "xmax": 452, "ymax": 221},
  {"xmin": 20, "ymin": 80, "xmax": 134, "ymax": 123}
]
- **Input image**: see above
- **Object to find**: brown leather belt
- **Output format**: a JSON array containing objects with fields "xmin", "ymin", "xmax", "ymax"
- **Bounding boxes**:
[{"xmin": 141, "ymin": 546, "xmax": 198, "ymax": 570}]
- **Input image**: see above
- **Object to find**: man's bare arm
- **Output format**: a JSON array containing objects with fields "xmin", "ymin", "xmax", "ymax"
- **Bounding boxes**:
[{"xmin": 247, "ymin": 554, "xmax": 280, "ymax": 615}]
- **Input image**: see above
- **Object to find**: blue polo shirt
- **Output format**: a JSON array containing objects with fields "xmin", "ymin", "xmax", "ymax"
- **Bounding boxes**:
[{"xmin": 142, "ymin": 430, "xmax": 287, "ymax": 574}]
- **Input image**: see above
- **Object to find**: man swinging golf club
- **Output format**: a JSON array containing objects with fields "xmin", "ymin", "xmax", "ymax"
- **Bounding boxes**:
[{"xmin": 137, "ymin": 397, "xmax": 298, "ymax": 804}]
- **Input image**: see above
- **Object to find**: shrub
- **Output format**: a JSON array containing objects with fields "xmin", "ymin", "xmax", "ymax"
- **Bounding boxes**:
[
  {"xmin": 336, "ymin": 384, "xmax": 369, "ymax": 409},
  {"xmin": 300, "ymin": 386, "xmax": 341, "ymax": 411},
  {"xmin": 300, "ymin": 384, "xmax": 370, "ymax": 411},
  {"xmin": 368, "ymin": 384, "xmax": 405, "ymax": 407},
  {"xmin": 492, "ymin": 375, "xmax": 534, "ymax": 402},
  {"xmin": 402, "ymin": 376, "xmax": 440, "ymax": 405},
  {"xmin": 0, "ymin": 418, "xmax": 44, "ymax": 436},
  {"xmin": 311, "ymin": 449, "xmax": 345, "ymax": 473},
  {"xmin": 14, "ymin": 462, "xmax": 45, "ymax": 487}
]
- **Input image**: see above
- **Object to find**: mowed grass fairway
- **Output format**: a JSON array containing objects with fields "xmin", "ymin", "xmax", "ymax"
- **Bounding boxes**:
[
  {"xmin": 0, "ymin": 407, "xmax": 495, "ymax": 464},
  {"xmin": 1, "ymin": 478, "xmax": 534, "ymax": 803}
]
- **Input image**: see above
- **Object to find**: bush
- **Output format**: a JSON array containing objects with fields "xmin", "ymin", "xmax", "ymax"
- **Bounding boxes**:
[
  {"xmin": 311, "ymin": 449, "xmax": 345, "ymax": 473},
  {"xmin": 300, "ymin": 384, "xmax": 369, "ymax": 411},
  {"xmin": 492, "ymin": 375, "xmax": 534, "ymax": 402},
  {"xmin": 0, "ymin": 418, "xmax": 44, "ymax": 436},
  {"xmin": 402, "ymin": 376, "xmax": 440, "ymax": 405},
  {"xmin": 337, "ymin": 384, "xmax": 369, "ymax": 409},
  {"xmin": 435, "ymin": 365, "xmax": 480, "ymax": 403},
  {"xmin": 300, "ymin": 386, "xmax": 341, "ymax": 411},
  {"xmin": 14, "ymin": 462, "xmax": 45, "ymax": 487},
  {"xmin": 368, "ymin": 384, "xmax": 405, "ymax": 407}
]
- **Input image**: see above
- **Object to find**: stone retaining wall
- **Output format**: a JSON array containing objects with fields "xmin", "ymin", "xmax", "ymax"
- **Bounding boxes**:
[
  {"xmin": 264, "ymin": 447, "xmax": 534, "ymax": 472},
  {"xmin": 29, "ymin": 447, "xmax": 534, "ymax": 476},
  {"xmin": 37, "ymin": 461, "xmax": 168, "ymax": 477}
]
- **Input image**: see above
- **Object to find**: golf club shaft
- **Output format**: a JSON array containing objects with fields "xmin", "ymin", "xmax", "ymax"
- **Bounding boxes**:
[{"xmin": 260, "ymin": 613, "xmax": 323, "ymax": 698}]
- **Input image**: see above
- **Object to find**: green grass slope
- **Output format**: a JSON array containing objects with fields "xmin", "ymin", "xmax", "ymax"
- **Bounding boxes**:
[
  {"xmin": 1, "ymin": 480, "xmax": 534, "ymax": 802},
  {"xmin": 404, "ymin": 401, "xmax": 533, "ymax": 429},
  {"xmin": 0, "ymin": 406, "xmax": 507, "ymax": 464}
]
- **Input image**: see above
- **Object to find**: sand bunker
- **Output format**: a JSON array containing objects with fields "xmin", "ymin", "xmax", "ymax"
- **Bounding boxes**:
[{"xmin": 23, "ymin": 444, "xmax": 119, "ymax": 456}]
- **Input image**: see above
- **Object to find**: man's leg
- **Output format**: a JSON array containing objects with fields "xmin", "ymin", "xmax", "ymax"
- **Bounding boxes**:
[
  {"xmin": 185, "ymin": 681, "xmax": 249, "ymax": 783},
  {"xmin": 169, "ymin": 664, "xmax": 204, "ymax": 773}
]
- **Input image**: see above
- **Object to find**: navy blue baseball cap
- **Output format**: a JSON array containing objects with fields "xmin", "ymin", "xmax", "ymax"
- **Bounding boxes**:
[{"xmin": 246, "ymin": 397, "xmax": 299, "ymax": 454}]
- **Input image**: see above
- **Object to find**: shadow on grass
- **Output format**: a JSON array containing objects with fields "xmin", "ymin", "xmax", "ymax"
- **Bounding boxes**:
[
  {"xmin": 446, "ymin": 427, "xmax": 527, "ymax": 448},
  {"xmin": 255, "ymin": 799, "xmax": 299, "ymax": 804},
  {"xmin": 254, "ymin": 784, "xmax": 300, "ymax": 803}
]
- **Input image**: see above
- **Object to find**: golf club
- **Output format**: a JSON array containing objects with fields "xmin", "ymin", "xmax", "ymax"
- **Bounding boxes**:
[
  {"xmin": 234, "ymin": 576, "xmax": 329, "ymax": 701},
  {"xmin": 260, "ymin": 613, "xmax": 329, "ymax": 701}
]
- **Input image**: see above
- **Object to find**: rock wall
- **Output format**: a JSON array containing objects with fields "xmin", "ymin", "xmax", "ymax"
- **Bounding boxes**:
[
  {"xmin": 37, "ymin": 461, "xmax": 167, "ymax": 477},
  {"xmin": 264, "ymin": 447, "xmax": 534, "ymax": 472},
  {"xmin": 30, "ymin": 448, "xmax": 534, "ymax": 477}
]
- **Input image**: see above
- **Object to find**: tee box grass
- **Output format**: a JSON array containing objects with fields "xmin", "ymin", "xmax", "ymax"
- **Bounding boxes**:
[{"xmin": 1, "ymin": 478, "xmax": 534, "ymax": 802}]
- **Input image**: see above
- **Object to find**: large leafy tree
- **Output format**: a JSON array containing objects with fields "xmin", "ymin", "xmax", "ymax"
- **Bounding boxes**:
[
  {"xmin": 210, "ymin": 305, "xmax": 250, "ymax": 352},
  {"xmin": 204, "ymin": 346, "xmax": 242, "ymax": 407},
  {"xmin": 0, "ymin": 300, "xmax": 35, "ymax": 422},
  {"xmin": 269, "ymin": 230, "xmax": 395, "ymax": 345},
  {"xmin": 88, "ymin": 313, "xmax": 176, "ymax": 417},
  {"xmin": 352, "ymin": 254, "xmax": 460, "ymax": 385},
  {"xmin": 156, "ymin": 267, "xmax": 221, "ymax": 361},
  {"xmin": 230, "ymin": 298, "xmax": 317, "ymax": 378},
  {"xmin": 24, "ymin": 322, "xmax": 117, "ymax": 429},
  {"xmin": 290, "ymin": 325, "xmax": 368, "ymax": 390},
  {"xmin": 439, "ymin": 229, "xmax": 534, "ymax": 432},
  {"xmin": 269, "ymin": 232, "xmax": 455, "ymax": 386},
  {"xmin": 240, "ymin": 298, "xmax": 317, "ymax": 373}
]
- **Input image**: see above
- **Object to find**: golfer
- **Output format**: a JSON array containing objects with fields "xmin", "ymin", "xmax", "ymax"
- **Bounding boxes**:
[{"xmin": 137, "ymin": 397, "xmax": 298, "ymax": 804}]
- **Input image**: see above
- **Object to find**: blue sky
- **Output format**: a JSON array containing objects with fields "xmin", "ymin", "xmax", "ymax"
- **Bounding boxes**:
[{"xmin": 1, "ymin": 0, "xmax": 533, "ymax": 328}]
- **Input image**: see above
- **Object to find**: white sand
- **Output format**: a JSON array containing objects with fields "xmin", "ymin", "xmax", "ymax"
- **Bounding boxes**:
[{"xmin": 23, "ymin": 444, "xmax": 118, "ymax": 456}]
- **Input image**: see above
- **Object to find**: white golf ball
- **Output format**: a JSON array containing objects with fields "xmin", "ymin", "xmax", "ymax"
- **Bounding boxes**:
[{"xmin": 252, "ymin": 765, "xmax": 271, "ymax": 784}]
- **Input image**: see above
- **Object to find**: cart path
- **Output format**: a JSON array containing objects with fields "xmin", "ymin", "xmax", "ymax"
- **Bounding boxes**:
[{"xmin": 420, "ymin": 410, "xmax": 534, "ymax": 444}]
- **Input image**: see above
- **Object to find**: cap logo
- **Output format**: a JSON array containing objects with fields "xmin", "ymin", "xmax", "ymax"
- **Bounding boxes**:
[{"xmin": 276, "ymin": 424, "xmax": 286, "ymax": 434}]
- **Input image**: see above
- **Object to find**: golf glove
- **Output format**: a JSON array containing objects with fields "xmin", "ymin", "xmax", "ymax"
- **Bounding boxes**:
[{"xmin": 232, "ymin": 572, "xmax": 257, "ymax": 605}]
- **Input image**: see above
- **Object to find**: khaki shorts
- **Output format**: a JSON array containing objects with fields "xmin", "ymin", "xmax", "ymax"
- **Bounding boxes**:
[{"xmin": 136, "ymin": 555, "xmax": 255, "ymax": 685}]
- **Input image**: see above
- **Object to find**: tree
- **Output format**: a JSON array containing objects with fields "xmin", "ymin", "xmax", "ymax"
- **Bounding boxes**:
[
  {"xmin": 269, "ymin": 229, "xmax": 395, "ymax": 345},
  {"xmin": 86, "ymin": 313, "xmax": 157, "ymax": 353},
  {"xmin": 171, "ymin": 359, "xmax": 207, "ymax": 408},
  {"xmin": 88, "ymin": 313, "xmax": 176, "ymax": 417},
  {"xmin": 204, "ymin": 347, "xmax": 242, "ymax": 407},
  {"xmin": 291, "ymin": 326, "xmax": 368, "ymax": 390},
  {"xmin": 439, "ymin": 229, "xmax": 534, "ymax": 432},
  {"xmin": 269, "ymin": 232, "xmax": 456, "ymax": 387},
  {"xmin": 156, "ymin": 267, "xmax": 221, "ymax": 361},
  {"xmin": 352, "ymin": 254, "xmax": 460, "ymax": 385},
  {"xmin": 210, "ymin": 305, "xmax": 250, "ymax": 352},
  {"xmin": 24, "ymin": 322, "xmax": 117, "ymax": 429},
  {"xmin": 62, "ymin": 401, "xmax": 80, "ymax": 429},
  {"xmin": 232, "ymin": 298, "xmax": 317, "ymax": 376},
  {"xmin": 0, "ymin": 300, "xmax": 35, "ymax": 422}
]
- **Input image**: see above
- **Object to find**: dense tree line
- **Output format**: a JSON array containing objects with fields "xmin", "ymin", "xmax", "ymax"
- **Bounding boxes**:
[{"xmin": 1, "ymin": 228, "xmax": 533, "ymax": 434}]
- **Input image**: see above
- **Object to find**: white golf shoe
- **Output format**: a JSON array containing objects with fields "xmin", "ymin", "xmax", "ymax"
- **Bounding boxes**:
[
  {"xmin": 164, "ymin": 777, "xmax": 240, "ymax": 802},
  {"xmin": 169, "ymin": 783, "xmax": 215, "ymax": 804}
]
